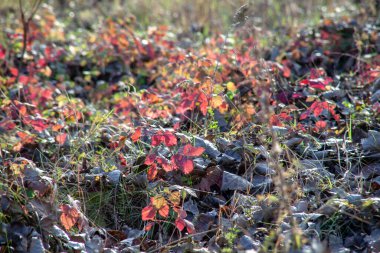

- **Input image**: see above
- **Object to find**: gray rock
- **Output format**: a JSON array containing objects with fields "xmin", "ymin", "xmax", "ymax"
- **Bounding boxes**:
[
  {"xmin": 194, "ymin": 136, "xmax": 221, "ymax": 159},
  {"xmin": 91, "ymin": 167, "xmax": 104, "ymax": 174},
  {"xmin": 361, "ymin": 130, "xmax": 380, "ymax": 153},
  {"xmin": 107, "ymin": 170, "xmax": 121, "ymax": 185},
  {"xmin": 250, "ymin": 206, "xmax": 264, "ymax": 222},
  {"xmin": 295, "ymin": 200, "xmax": 308, "ymax": 213},
  {"xmin": 237, "ymin": 235, "xmax": 260, "ymax": 251},
  {"xmin": 345, "ymin": 194, "xmax": 362, "ymax": 206},
  {"xmin": 184, "ymin": 199, "xmax": 199, "ymax": 216},
  {"xmin": 254, "ymin": 162, "xmax": 276, "ymax": 176},
  {"xmin": 221, "ymin": 171, "xmax": 253, "ymax": 192}
]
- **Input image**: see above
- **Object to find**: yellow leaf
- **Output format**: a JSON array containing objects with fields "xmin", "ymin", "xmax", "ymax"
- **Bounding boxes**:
[
  {"xmin": 226, "ymin": 82, "xmax": 237, "ymax": 92},
  {"xmin": 213, "ymin": 84, "xmax": 224, "ymax": 94},
  {"xmin": 152, "ymin": 196, "xmax": 167, "ymax": 209},
  {"xmin": 211, "ymin": 95, "xmax": 223, "ymax": 108},
  {"xmin": 169, "ymin": 191, "xmax": 180, "ymax": 205}
]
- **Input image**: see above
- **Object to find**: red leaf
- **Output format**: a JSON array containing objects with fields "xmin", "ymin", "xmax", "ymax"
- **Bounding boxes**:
[
  {"xmin": 185, "ymin": 220, "xmax": 195, "ymax": 234},
  {"xmin": 309, "ymin": 80, "xmax": 326, "ymax": 90},
  {"xmin": 119, "ymin": 153, "xmax": 127, "ymax": 166},
  {"xmin": 145, "ymin": 222, "xmax": 154, "ymax": 231},
  {"xmin": 315, "ymin": 120, "xmax": 327, "ymax": 130},
  {"xmin": 141, "ymin": 205, "xmax": 156, "ymax": 221},
  {"xmin": 131, "ymin": 127, "xmax": 142, "ymax": 142},
  {"xmin": 171, "ymin": 154, "xmax": 194, "ymax": 174},
  {"xmin": 23, "ymin": 117, "xmax": 48, "ymax": 132},
  {"xmin": 299, "ymin": 111, "xmax": 309, "ymax": 120},
  {"xmin": 152, "ymin": 131, "xmax": 177, "ymax": 147},
  {"xmin": 151, "ymin": 134, "xmax": 162, "ymax": 146},
  {"xmin": 158, "ymin": 204, "xmax": 169, "ymax": 218},
  {"xmin": 10, "ymin": 67, "xmax": 18, "ymax": 77},
  {"xmin": 40, "ymin": 88, "xmax": 53, "ymax": 101},
  {"xmin": 312, "ymin": 101, "xmax": 328, "ymax": 118},
  {"xmin": 56, "ymin": 133, "xmax": 67, "ymax": 145},
  {"xmin": 19, "ymin": 75, "xmax": 29, "ymax": 85},
  {"xmin": 145, "ymin": 154, "xmax": 156, "ymax": 165},
  {"xmin": 173, "ymin": 122, "xmax": 180, "ymax": 130},
  {"xmin": 175, "ymin": 218, "xmax": 186, "ymax": 231},
  {"xmin": 0, "ymin": 120, "xmax": 16, "ymax": 131},
  {"xmin": 0, "ymin": 48, "xmax": 5, "ymax": 60},
  {"xmin": 182, "ymin": 144, "xmax": 205, "ymax": 157},
  {"xmin": 198, "ymin": 92, "xmax": 208, "ymax": 116},
  {"xmin": 162, "ymin": 131, "xmax": 177, "ymax": 146},
  {"xmin": 182, "ymin": 159, "xmax": 194, "ymax": 174},
  {"xmin": 282, "ymin": 65, "xmax": 291, "ymax": 78}
]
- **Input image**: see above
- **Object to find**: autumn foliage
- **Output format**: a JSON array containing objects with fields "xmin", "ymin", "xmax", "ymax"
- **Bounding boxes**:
[{"xmin": 1, "ymin": 2, "xmax": 380, "ymax": 252}]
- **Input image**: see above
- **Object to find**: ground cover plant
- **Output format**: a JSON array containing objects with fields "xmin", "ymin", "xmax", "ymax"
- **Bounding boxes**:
[{"xmin": 0, "ymin": 0, "xmax": 380, "ymax": 252}]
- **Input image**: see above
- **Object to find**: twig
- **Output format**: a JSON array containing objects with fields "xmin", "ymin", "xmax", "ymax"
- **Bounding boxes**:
[
  {"xmin": 147, "ymin": 228, "xmax": 217, "ymax": 253},
  {"xmin": 18, "ymin": 0, "xmax": 43, "ymax": 63}
]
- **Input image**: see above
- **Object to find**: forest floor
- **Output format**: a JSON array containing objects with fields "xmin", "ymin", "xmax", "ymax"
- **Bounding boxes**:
[{"xmin": 0, "ymin": 1, "xmax": 380, "ymax": 252}]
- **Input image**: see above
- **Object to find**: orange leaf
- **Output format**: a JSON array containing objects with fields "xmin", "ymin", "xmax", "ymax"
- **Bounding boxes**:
[
  {"xmin": 147, "ymin": 164, "xmax": 158, "ymax": 181},
  {"xmin": 13, "ymin": 142, "xmax": 23, "ymax": 152},
  {"xmin": 211, "ymin": 96, "xmax": 223, "ymax": 108},
  {"xmin": 198, "ymin": 93, "xmax": 208, "ymax": 116},
  {"xmin": 156, "ymin": 156, "xmax": 173, "ymax": 172},
  {"xmin": 60, "ymin": 204, "xmax": 80, "ymax": 231},
  {"xmin": 131, "ymin": 127, "xmax": 142, "ymax": 142},
  {"xmin": 145, "ymin": 222, "xmax": 154, "ymax": 231},
  {"xmin": 52, "ymin": 124, "xmax": 64, "ymax": 131},
  {"xmin": 141, "ymin": 205, "xmax": 156, "ymax": 221},
  {"xmin": 56, "ymin": 133, "xmax": 67, "ymax": 145},
  {"xmin": 182, "ymin": 144, "xmax": 205, "ymax": 157},
  {"xmin": 158, "ymin": 204, "xmax": 169, "ymax": 218}
]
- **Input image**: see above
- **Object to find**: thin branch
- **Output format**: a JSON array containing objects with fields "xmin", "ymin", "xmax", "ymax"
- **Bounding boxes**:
[
  {"xmin": 18, "ymin": 0, "xmax": 43, "ymax": 63},
  {"xmin": 147, "ymin": 228, "xmax": 217, "ymax": 253}
]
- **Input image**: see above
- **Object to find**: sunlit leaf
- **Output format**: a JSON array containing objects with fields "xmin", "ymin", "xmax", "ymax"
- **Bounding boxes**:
[
  {"xmin": 141, "ymin": 205, "xmax": 156, "ymax": 221},
  {"xmin": 60, "ymin": 204, "xmax": 80, "ymax": 231},
  {"xmin": 182, "ymin": 144, "xmax": 205, "ymax": 157},
  {"xmin": 226, "ymin": 81, "xmax": 237, "ymax": 92},
  {"xmin": 131, "ymin": 127, "xmax": 142, "ymax": 142},
  {"xmin": 56, "ymin": 133, "xmax": 67, "ymax": 145}
]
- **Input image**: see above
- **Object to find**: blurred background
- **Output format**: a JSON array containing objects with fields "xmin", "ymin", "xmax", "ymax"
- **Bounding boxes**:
[{"xmin": 0, "ymin": 0, "xmax": 378, "ymax": 35}]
